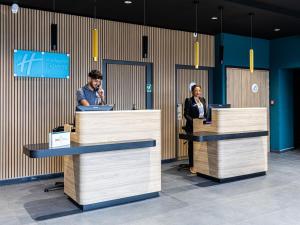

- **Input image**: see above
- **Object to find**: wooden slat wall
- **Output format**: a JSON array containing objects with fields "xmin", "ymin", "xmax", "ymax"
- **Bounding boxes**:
[
  {"xmin": 0, "ymin": 4, "xmax": 214, "ymax": 180},
  {"xmin": 226, "ymin": 68, "xmax": 269, "ymax": 108},
  {"xmin": 107, "ymin": 64, "xmax": 146, "ymax": 110},
  {"xmin": 176, "ymin": 69, "xmax": 209, "ymax": 159},
  {"xmin": 226, "ymin": 67, "xmax": 270, "ymax": 150}
]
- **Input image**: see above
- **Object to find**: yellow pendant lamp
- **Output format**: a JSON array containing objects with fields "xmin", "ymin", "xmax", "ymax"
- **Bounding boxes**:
[
  {"xmin": 92, "ymin": 0, "xmax": 99, "ymax": 62},
  {"xmin": 249, "ymin": 48, "xmax": 254, "ymax": 73},
  {"xmin": 249, "ymin": 13, "xmax": 254, "ymax": 74},
  {"xmin": 92, "ymin": 28, "xmax": 98, "ymax": 62},
  {"xmin": 194, "ymin": 1, "xmax": 200, "ymax": 69},
  {"xmin": 194, "ymin": 40, "xmax": 199, "ymax": 69}
]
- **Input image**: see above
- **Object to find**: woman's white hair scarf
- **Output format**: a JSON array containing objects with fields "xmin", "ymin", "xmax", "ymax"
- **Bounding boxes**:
[{"xmin": 189, "ymin": 82, "xmax": 196, "ymax": 92}]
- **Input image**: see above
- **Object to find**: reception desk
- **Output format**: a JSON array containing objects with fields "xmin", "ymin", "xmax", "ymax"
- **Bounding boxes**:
[
  {"xmin": 180, "ymin": 108, "xmax": 268, "ymax": 182},
  {"xmin": 24, "ymin": 110, "xmax": 161, "ymax": 211}
]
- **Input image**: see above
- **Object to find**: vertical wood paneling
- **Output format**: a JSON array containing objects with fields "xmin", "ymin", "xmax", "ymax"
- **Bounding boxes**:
[
  {"xmin": 106, "ymin": 64, "xmax": 146, "ymax": 110},
  {"xmin": 226, "ymin": 67, "xmax": 270, "ymax": 150},
  {"xmin": 176, "ymin": 69, "xmax": 209, "ymax": 159},
  {"xmin": 0, "ymin": 4, "xmax": 214, "ymax": 180}
]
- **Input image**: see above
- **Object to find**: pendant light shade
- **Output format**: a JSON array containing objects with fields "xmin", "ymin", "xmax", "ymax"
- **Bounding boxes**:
[
  {"xmin": 142, "ymin": 0, "xmax": 148, "ymax": 58},
  {"xmin": 92, "ymin": 0, "xmax": 99, "ymax": 62},
  {"xmin": 194, "ymin": 1, "xmax": 200, "ymax": 69},
  {"xmin": 92, "ymin": 28, "xmax": 98, "ymax": 62},
  {"xmin": 194, "ymin": 41, "xmax": 200, "ymax": 69},
  {"xmin": 50, "ymin": 0, "xmax": 57, "ymax": 51},
  {"xmin": 249, "ymin": 48, "xmax": 254, "ymax": 74},
  {"xmin": 249, "ymin": 13, "xmax": 254, "ymax": 74}
]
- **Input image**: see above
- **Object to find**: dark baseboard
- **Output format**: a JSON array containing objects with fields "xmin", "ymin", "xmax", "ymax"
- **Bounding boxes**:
[
  {"xmin": 161, "ymin": 158, "xmax": 177, "ymax": 164},
  {"xmin": 69, "ymin": 192, "xmax": 160, "ymax": 211},
  {"xmin": 271, "ymin": 147, "xmax": 295, "ymax": 153},
  {"xmin": 0, "ymin": 173, "xmax": 64, "ymax": 186},
  {"xmin": 197, "ymin": 171, "xmax": 266, "ymax": 183}
]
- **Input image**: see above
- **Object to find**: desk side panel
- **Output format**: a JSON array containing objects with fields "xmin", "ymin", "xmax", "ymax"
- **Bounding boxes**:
[{"xmin": 72, "ymin": 110, "xmax": 161, "ymax": 144}]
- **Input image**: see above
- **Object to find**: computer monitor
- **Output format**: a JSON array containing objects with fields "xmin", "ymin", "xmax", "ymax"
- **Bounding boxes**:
[
  {"xmin": 76, "ymin": 105, "xmax": 114, "ymax": 112},
  {"xmin": 206, "ymin": 104, "xmax": 231, "ymax": 122}
]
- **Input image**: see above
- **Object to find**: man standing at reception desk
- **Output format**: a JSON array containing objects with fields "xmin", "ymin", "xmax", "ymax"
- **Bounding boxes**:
[{"xmin": 76, "ymin": 70, "xmax": 105, "ymax": 106}]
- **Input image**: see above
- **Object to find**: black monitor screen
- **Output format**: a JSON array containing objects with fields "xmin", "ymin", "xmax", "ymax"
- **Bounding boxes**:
[
  {"xmin": 76, "ymin": 105, "xmax": 114, "ymax": 112},
  {"xmin": 206, "ymin": 104, "xmax": 231, "ymax": 122}
]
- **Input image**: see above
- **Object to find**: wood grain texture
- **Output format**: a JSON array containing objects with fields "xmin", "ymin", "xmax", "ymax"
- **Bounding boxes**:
[
  {"xmin": 193, "ymin": 137, "xmax": 268, "ymax": 179},
  {"xmin": 194, "ymin": 108, "xmax": 268, "ymax": 133},
  {"xmin": 64, "ymin": 110, "xmax": 161, "ymax": 205},
  {"xmin": 226, "ymin": 68, "xmax": 270, "ymax": 150},
  {"xmin": 176, "ymin": 69, "xmax": 209, "ymax": 160},
  {"xmin": 107, "ymin": 64, "xmax": 146, "ymax": 110},
  {"xmin": 72, "ymin": 110, "xmax": 161, "ymax": 145},
  {"xmin": 193, "ymin": 108, "xmax": 268, "ymax": 179},
  {"xmin": 0, "ymin": 4, "xmax": 214, "ymax": 180}
]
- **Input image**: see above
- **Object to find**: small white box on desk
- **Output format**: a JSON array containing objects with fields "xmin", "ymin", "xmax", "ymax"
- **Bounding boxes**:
[{"xmin": 49, "ymin": 132, "xmax": 70, "ymax": 148}]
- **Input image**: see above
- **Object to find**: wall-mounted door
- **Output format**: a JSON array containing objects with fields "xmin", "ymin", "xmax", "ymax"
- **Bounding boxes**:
[
  {"xmin": 226, "ymin": 67, "xmax": 270, "ymax": 149},
  {"xmin": 227, "ymin": 68, "xmax": 269, "ymax": 108},
  {"xmin": 106, "ymin": 64, "xmax": 147, "ymax": 110},
  {"xmin": 176, "ymin": 68, "xmax": 209, "ymax": 160}
]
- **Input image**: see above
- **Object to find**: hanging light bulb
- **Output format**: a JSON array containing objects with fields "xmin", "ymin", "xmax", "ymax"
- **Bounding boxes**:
[
  {"xmin": 92, "ymin": 0, "xmax": 99, "ymax": 62},
  {"xmin": 92, "ymin": 28, "xmax": 98, "ymax": 61},
  {"xmin": 194, "ymin": 1, "xmax": 200, "ymax": 69},
  {"xmin": 194, "ymin": 40, "xmax": 199, "ymax": 69},
  {"xmin": 142, "ymin": 0, "xmax": 148, "ymax": 58},
  {"xmin": 51, "ymin": 0, "xmax": 58, "ymax": 51},
  {"xmin": 219, "ymin": 6, "xmax": 224, "ymax": 65},
  {"xmin": 249, "ymin": 13, "xmax": 254, "ymax": 74}
]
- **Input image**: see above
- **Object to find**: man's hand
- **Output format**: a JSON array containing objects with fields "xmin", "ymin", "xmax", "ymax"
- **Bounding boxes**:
[{"xmin": 98, "ymin": 88, "xmax": 105, "ymax": 101}]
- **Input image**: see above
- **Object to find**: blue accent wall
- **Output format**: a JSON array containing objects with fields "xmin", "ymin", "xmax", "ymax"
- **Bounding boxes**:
[
  {"xmin": 270, "ymin": 36, "xmax": 300, "ymax": 151},
  {"xmin": 214, "ymin": 33, "xmax": 300, "ymax": 152},
  {"xmin": 214, "ymin": 33, "xmax": 270, "ymax": 104}
]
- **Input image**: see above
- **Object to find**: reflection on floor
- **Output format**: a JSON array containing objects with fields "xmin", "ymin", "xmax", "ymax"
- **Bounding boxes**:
[{"xmin": 1, "ymin": 151, "xmax": 300, "ymax": 225}]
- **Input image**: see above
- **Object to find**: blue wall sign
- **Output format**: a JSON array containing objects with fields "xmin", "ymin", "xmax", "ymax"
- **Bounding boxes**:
[{"xmin": 13, "ymin": 50, "xmax": 70, "ymax": 79}]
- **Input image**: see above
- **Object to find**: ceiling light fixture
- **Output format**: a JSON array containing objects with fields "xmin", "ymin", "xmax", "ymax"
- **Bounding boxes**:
[
  {"xmin": 92, "ymin": 0, "xmax": 99, "ymax": 62},
  {"xmin": 142, "ymin": 0, "xmax": 148, "ymax": 58},
  {"xmin": 51, "ymin": 0, "xmax": 58, "ymax": 51},
  {"xmin": 219, "ymin": 6, "xmax": 224, "ymax": 64},
  {"xmin": 194, "ymin": 0, "xmax": 200, "ymax": 69},
  {"xmin": 124, "ymin": 0, "xmax": 132, "ymax": 4},
  {"xmin": 11, "ymin": 3, "xmax": 19, "ymax": 14},
  {"xmin": 211, "ymin": 16, "xmax": 218, "ymax": 20},
  {"xmin": 249, "ymin": 13, "xmax": 254, "ymax": 74},
  {"xmin": 274, "ymin": 28, "xmax": 280, "ymax": 32}
]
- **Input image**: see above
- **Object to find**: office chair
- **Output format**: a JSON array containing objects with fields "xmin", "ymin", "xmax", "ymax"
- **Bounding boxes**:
[{"xmin": 177, "ymin": 126, "xmax": 190, "ymax": 171}]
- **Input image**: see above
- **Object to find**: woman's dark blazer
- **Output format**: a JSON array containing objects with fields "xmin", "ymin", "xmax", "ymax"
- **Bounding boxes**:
[{"xmin": 184, "ymin": 96, "xmax": 207, "ymax": 133}]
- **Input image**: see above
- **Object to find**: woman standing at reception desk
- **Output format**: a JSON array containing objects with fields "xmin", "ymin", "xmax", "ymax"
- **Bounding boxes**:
[{"xmin": 184, "ymin": 83, "xmax": 207, "ymax": 173}]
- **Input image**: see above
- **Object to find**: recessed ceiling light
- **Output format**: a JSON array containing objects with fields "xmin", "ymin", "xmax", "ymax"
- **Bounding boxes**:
[
  {"xmin": 124, "ymin": 0, "xmax": 132, "ymax": 4},
  {"xmin": 211, "ymin": 16, "xmax": 218, "ymax": 20},
  {"xmin": 274, "ymin": 28, "xmax": 280, "ymax": 32}
]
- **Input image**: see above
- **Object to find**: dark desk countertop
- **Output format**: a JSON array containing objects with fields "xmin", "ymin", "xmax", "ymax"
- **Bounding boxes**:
[
  {"xmin": 23, "ymin": 139, "xmax": 156, "ymax": 158},
  {"xmin": 179, "ymin": 131, "xmax": 268, "ymax": 142}
]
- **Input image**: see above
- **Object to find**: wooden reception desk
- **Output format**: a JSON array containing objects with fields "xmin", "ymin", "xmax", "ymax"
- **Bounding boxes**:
[
  {"xmin": 24, "ymin": 110, "xmax": 161, "ymax": 211},
  {"xmin": 180, "ymin": 108, "xmax": 268, "ymax": 182}
]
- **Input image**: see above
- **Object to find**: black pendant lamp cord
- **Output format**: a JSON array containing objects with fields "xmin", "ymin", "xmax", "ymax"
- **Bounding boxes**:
[
  {"xmin": 93, "ymin": 0, "xmax": 97, "ymax": 28},
  {"xmin": 144, "ymin": 0, "xmax": 146, "ymax": 26},
  {"xmin": 250, "ymin": 13, "xmax": 253, "ymax": 48},
  {"xmin": 220, "ymin": 7, "xmax": 223, "ymax": 34},
  {"xmin": 52, "ymin": 0, "xmax": 55, "ymax": 24},
  {"xmin": 195, "ymin": 2, "xmax": 198, "ymax": 35}
]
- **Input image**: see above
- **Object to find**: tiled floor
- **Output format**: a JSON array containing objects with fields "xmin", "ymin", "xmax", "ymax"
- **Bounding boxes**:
[{"xmin": 1, "ymin": 151, "xmax": 300, "ymax": 225}]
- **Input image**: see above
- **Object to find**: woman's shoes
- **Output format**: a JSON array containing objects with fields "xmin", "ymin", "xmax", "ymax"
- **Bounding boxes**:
[{"xmin": 190, "ymin": 167, "xmax": 197, "ymax": 174}]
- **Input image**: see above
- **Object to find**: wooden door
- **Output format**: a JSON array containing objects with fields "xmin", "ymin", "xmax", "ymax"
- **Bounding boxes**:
[
  {"xmin": 226, "ymin": 67, "xmax": 270, "ymax": 149},
  {"xmin": 107, "ymin": 64, "xmax": 146, "ymax": 110},
  {"xmin": 176, "ymin": 68, "xmax": 209, "ymax": 159}
]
